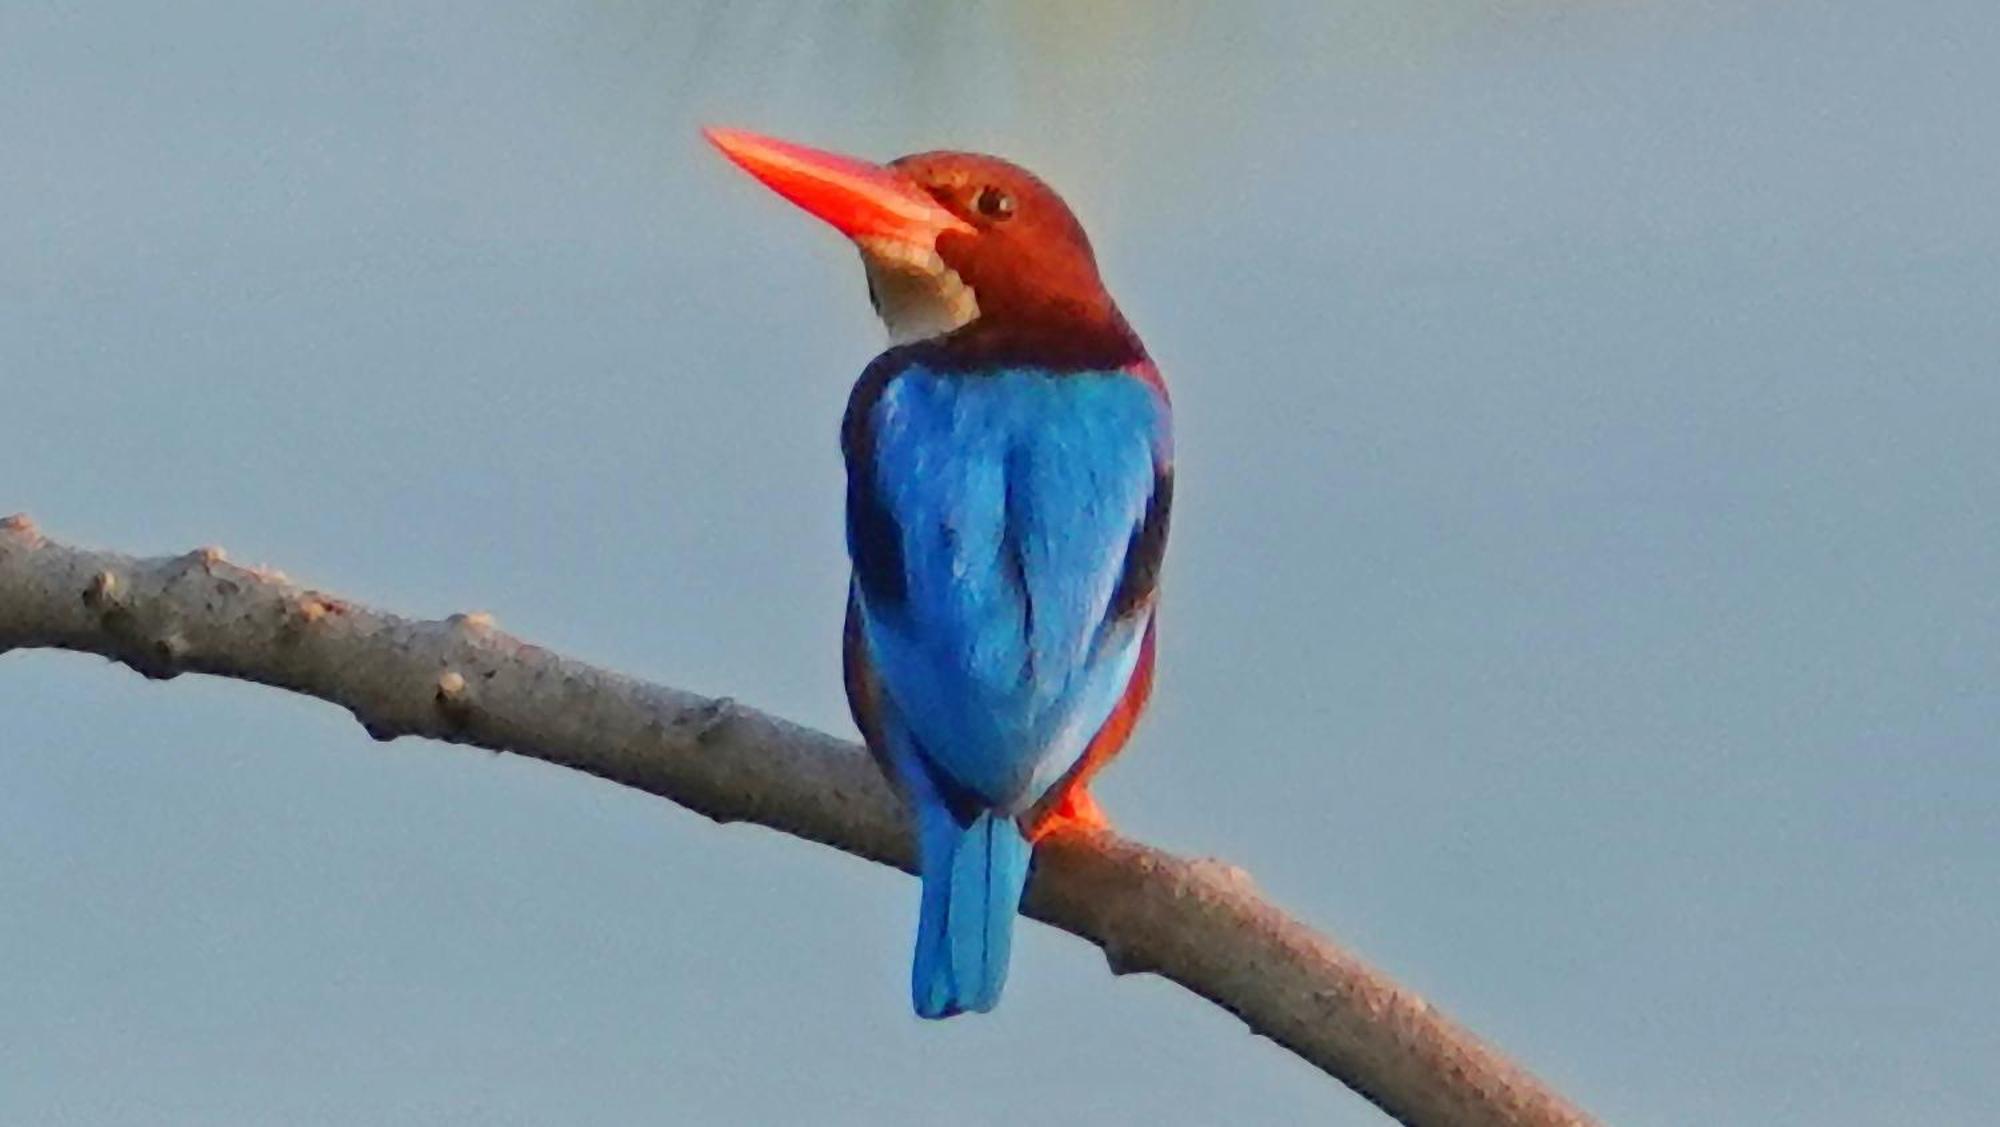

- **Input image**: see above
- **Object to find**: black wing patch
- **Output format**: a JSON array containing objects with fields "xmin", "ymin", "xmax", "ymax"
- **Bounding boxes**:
[
  {"xmin": 846, "ymin": 470, "xmax": 906, "ymax": 608},
  {"xmin": 842, "ymin": 353, "xmax": 909, "ymax": 611},
  {"xmin": 1107, "ymin": 465, "xmax": 1173, "ymax": 622}
]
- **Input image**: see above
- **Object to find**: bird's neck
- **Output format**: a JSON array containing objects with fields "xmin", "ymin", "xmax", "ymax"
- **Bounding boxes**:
[{"xmin": 858, "ymin": 241, "xmax": 1146, "ymax": 370}]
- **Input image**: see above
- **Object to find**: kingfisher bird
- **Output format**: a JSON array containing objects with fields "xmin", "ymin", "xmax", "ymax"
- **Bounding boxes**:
[{"xmin": 705, "ymin": 128, "xmax": 1171, "ymax": 1018}]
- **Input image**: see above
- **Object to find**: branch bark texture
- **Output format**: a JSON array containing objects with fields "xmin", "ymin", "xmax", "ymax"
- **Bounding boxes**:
[{"xmin": 0, "ymin": 516, "xmax": 1596, "ymax": 1127}]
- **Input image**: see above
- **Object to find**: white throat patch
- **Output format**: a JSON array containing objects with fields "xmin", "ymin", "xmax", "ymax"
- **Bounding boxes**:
[{"xmin": 857, "ymin": 236, "xmax": 980, "ymax": 345}]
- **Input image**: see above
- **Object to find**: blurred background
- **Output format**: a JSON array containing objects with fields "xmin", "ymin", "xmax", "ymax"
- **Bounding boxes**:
[{"xmin": 2, "ymin": 2, "xmax": 1995, "ymax": 1123}]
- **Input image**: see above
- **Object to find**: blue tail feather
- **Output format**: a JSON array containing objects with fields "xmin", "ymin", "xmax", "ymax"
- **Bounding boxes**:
[{"xmin": 911, "ymin": 806, "xmax": 1033, "ymax": 1019}]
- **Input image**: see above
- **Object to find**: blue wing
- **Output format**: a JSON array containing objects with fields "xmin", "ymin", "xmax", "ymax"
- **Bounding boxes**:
[{"xmin": 847, "ymin": 362, "xmax": 1169, "ymax": 813}]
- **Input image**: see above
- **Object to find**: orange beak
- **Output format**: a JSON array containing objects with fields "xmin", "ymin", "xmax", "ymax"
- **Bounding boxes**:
[{"xmin": 703, "ymin": 127, "xmax": 972, "ymax": 247}]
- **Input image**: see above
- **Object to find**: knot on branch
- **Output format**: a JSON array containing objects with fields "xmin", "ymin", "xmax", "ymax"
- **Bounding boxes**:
[
  {"xmin": 1103, "ymin": 940, "xmax": 1160, "ymax": 978},
  {"xmin": 135, "ymin": 631, "xmax": 192, "ymax": 680},
  {"xmin": 434, "ymin": 668, "xmax": 474, "ymax": 729},
  {"xmin": 0, "ymin": 513, "xmax": 43, "ymax": 550},
  {"xmin": 77, "ymin": 568, "xmax": 185, "ymax": 677},
  {"xmin": 448, "ymin": 611, "xmax": 497, "ymax": 634},
  {"xmin": 82, "ymin": 569, "xmax": 121, "ymax": 611},
  {"xmin": 179, "ymin": 546, "xmax": 228, "ymax": 572},
  {"xmin": 285, "ymin": 592, "xmax": 348, "ymax": 631},
  {"xmin": 673, "ymin": 695, "xmax": 739, "ymax": 747}
]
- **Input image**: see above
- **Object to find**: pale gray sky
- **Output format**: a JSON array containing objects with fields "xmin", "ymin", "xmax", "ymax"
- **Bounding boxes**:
[{"xmin": 3, "ymin": 3, "xmax": 1995, "ymax": 1123}]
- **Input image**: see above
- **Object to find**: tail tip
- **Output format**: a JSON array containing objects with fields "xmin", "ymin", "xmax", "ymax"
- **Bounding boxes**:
[{"xmin": 913, "ymin": 973, "xmax": 1004, "ymax": 1020}]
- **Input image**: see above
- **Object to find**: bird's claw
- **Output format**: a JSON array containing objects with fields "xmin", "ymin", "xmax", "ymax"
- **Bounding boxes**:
[{"xmin": 1025, "ymin": 786, "xmax": 1111, "ymax": 843}]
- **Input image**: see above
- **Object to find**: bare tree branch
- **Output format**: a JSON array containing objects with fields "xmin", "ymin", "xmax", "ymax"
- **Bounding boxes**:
[{"xmin": 0, "ymin": 515, "xmax": 1597, "ymax": 1127}]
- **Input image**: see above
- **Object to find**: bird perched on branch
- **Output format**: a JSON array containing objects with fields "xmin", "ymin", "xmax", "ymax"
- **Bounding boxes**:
[{"xmin": 706, "ymin": 128, "xmax": 1171, "ymax": 1018}]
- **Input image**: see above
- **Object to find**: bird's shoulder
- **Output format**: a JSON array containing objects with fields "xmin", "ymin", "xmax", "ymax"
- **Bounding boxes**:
[{"xmin": 842, "ymin": 340, "xmax": 1168, "ymax": 466}]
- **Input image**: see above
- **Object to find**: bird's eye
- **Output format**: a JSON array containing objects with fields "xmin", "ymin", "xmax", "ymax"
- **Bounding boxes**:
[{"xmin": 973, "ymin": 186, "xmax": 1015, "ymax": 221}]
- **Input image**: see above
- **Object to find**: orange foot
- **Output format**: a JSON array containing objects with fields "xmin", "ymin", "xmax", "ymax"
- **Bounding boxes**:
[{"xmin": 1025, "ymin": 786, "xmax": 1111, "ymax": 843}]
